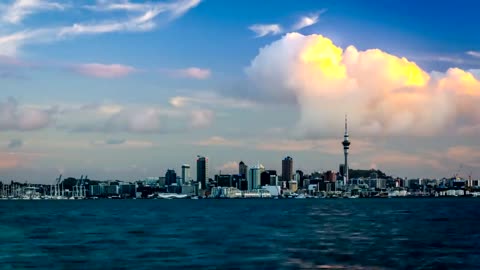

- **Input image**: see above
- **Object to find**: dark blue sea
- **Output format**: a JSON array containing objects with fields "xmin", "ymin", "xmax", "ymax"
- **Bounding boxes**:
[{"xmin": 0, "ymin": 198, "xmax": 479, "ymax": 269}]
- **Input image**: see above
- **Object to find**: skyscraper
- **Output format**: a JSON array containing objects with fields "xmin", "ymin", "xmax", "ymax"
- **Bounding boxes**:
[
  {"xmin": 282, "ymin": 156, "xmax": 293, "ymax": 183},
  {"xmin": 342, "ymin": 115, "xmax": 351, "ymax": 185},
  {"xmin": 239, "ymin": 161, "xmax": 248, "ymax": 177},
  {"xmin": 247, "ymin": 164, "xmax": 264, "ymax": 190},
  {"xmin": 165, "ymin": 169, "xmax": 177, "ymax": 186},
  {"xmin": 197, "ymin": 156, "xmax": 208, "ymax": 190},
  {"xmin": 181, "ymin": 164, "xmax": 191, "ymax": 185}
]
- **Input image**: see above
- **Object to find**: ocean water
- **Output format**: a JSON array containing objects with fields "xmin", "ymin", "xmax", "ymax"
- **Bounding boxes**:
[{"xmin": 0, "ymin": 198, "xmax": 479, "ymax": 269}]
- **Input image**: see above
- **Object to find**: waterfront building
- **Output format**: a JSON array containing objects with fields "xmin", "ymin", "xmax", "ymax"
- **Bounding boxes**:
[
  {"xmin": 158, "ymin": 177, "xmax": 166, "ymax": 188},
  {"xmin": 181, "ymin": 185, "xmax": 195, "ymax": 196},
  {"xmin": 247, "ymin": 164, "xmax": 264, "ymax": 190},
  {"xmin": 105, "ymin": 185, "xmax": 120, "ymax": 196},
  {"xmin": 261, "ymin": 170, "xmax": 277, "ymax": 186},
  {"xmin": 295, "ymin": 170, "xmax": 304, "ymax": 188},
  {"xmin": 239, "ymin": 161, "xmax": 248, "ymax": 177},
  {"xmin": 119, "ymin": 184, "xmax": 136, "ymax": 198},
  {"xmin": 215, "ymin": 174, "xmax": 233, "ymax": 187},
  {"xmin": 289, "ymin": 181, "xmax": 298, "ymax": 192},
  {"xmin": 262, "ymin": 185, "xmax": 281, "ymax": 197},
  {"xmin": 165, "ymin": 169, "xmax": 177, "ymax": 186},
  {"xmin": 90, "ymin": 184, "xmax": 105, "ymax": 197},
  {"xmin": 181, "ymin": 164, "xmax": 191, "ymax": 185},
  {"xmin": 282, "ymin": 156, "xmax": 293, "ymax": 183},
  {"xmin": 324, "ymin": 170, "xmax": 337, "ymax": 182},
  {"xmin": 270, "ymin": 174, "xmax": 279, "ymax": 186},
  {"xmin": 342, "ymin": 115, "xmax": 351, "ymax": 185},
  {"xmin": 197, "ymin": 156, "xmax": 208, "ymax": 190}
]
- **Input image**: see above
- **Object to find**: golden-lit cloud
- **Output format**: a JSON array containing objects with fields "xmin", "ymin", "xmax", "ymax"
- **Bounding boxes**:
[{"xmin": 246, "ymin": 33, "xmax": 480, "ymax": 137}]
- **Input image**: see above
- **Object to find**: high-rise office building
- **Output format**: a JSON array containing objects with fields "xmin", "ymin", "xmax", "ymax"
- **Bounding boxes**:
[
  {"xmin": 282, "ymin": 156, "xmax": 293, "ymax": 182},
  {"xmin": 197, "ymin": 156, "xmax": 208, "ymax": 190},
  {"xmin": 261, "ymin": 170, "xmax": 277, "ymax": 186},
  {"xmin": 247, "ymin": 164, "xmax": 264, "ymax": 190},
  {"xmin": 165, "ymin": 169, "xmax": 177, "ymax": 186},
  {"xmin": 239, "ymin": 161, "xmax": 248, "ymax": 177},
  {"xmin": 181, "ymin": 164, "xmax": 191, "ymax": 185}
]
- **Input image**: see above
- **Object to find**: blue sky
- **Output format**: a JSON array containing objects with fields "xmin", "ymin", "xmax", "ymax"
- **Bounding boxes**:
[{"xmin": 0, "ymin": 0, "xmax": 479, "ymax": 182}]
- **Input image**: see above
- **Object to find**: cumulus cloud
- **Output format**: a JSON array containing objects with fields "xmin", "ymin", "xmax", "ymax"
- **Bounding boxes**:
[
  {"xmin": 246, "ymin": 32, "xmax": 480, "ymax": 137},
  {"xmin": 163, "ymin": 67, "xmax": 211, "ymax": 79},
  {"xmin": 1, "ymin": 0, "xmax": 65, "ymax": 24},
  {"xmin": 216, "ymin": 161, "xmax": 238, "ymax": 174},
  {"xmin": 72, "ymin": 63, "xmax": 136, "ymax": 78},
  {"xmin": 248, "ymin": 24, "xmax": 282, "ymax": 37},
  {"xmin": 0, "ymin": 97, "xmax": 54, "ymax": 131}
]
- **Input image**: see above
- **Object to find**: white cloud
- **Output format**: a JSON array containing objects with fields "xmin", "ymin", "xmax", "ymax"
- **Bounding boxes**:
[
  {"xmin": 0, "ymin": 0, "xmax": 201, "ymax": 56},
  {"xmin": 163, "ymin": 67, "xmax": 211, "ymax": 79},
  {"xmin": 216, "ymin": 161, "xmax": 238, "ymax": 174},
  {"xmin": 248, "ymin": 24, "xmax": 282, "ymax": 37},
  {"xmin": 246, "ymin": 32, "xmax": 480, "ymax": 137},
  {"xmin": 1, "ymin": 0, "xmax": 65, "ymax": 24},
  {"xmin": 169, "ymin": 92, "xmax": 256, "ymax": 109},
  {"xmin": 467, "ymin": 51, "xmax": 480, "ymax": 58},
  {"xmin": 195, "ymin": 136, "xmax": 242, "ymax": 147},
  {"xmin": 86, "ymin": 0, "xmax": 201, "ymax": 19},
  {"xmin": 292, "ymin": 11, "xmax": 325, "ymax": 31},
  {"xmin": 0, "ymin": 97, "xmax": 54, "ymax": 131},
  {"xmin": 57, "ymin": 102, "xmax": 213, "ymax": 134},
  {"xmin": 72, "ymin": 63, "xmax": 136, "ymax": 78},
  {"xmin": 190, "ymin": 109, "xmax": 214, "ymax": 128}
]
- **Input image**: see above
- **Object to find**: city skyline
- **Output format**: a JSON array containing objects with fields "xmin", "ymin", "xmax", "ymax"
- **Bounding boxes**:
[{"xmin": 0, "ymin": 0, "xmax": 479, "ymax": 182}]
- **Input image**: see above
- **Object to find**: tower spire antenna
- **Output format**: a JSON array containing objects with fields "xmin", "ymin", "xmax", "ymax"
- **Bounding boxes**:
[
  {"xmin": 345, "ymin": 114, "xmax": 348, "ymax": 135},
  {"xmin": 342, "ymin": 114, "xmax": 351, "ymax": 186}
]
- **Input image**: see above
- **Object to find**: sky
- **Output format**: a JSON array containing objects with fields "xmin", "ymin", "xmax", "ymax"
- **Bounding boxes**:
[{"xmin": 0, "ymin": 0, "xmax": 479, "ymax": 183}]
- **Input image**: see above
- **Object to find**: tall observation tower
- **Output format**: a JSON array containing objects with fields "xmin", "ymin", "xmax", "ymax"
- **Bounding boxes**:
[{"xmin": 342, "ymin": 115, "xmax": 351, "ymax": 185}]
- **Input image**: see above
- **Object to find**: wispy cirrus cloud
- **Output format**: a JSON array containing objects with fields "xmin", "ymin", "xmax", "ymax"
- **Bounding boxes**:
[
  {"xmin": 0, "ymin": 0, "xmax": 202, "ymax": 56},
  {"xmin": 91, "ymin": 139, "xmax": 154, "ymax": 148},
  {"xmin": 72, "ymin": 63, "xmax": 136, "ymax": 78},
  {"xmin": 1, "ymin": 0, "xmax": 66, "ymax": 24},
  {"xmin": 467, "ymin": 51, "xmax": 480, "ymax": 58},
  {"xmin": 249, "ymin": 10, "xmax": 326, "ymax": 38},
  {"xmin": 291, "ymin": 10, "xmax": 325, "ymax": 31},
  {"xmin": 162, "ymin": 67, "xmax": 211, "ymax": 79},
  {"xmin": 248, "ymin": 24, "xmax": 282, "ymax": 37},
  {"xmin": 85, "ymin": 0, "xmax": 201, "ymax": 19}
]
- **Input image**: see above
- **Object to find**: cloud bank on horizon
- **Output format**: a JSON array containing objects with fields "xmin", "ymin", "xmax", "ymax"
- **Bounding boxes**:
[{"xmin": 246, "ymin": 32, "xmax": 480, "ymax": 137}]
